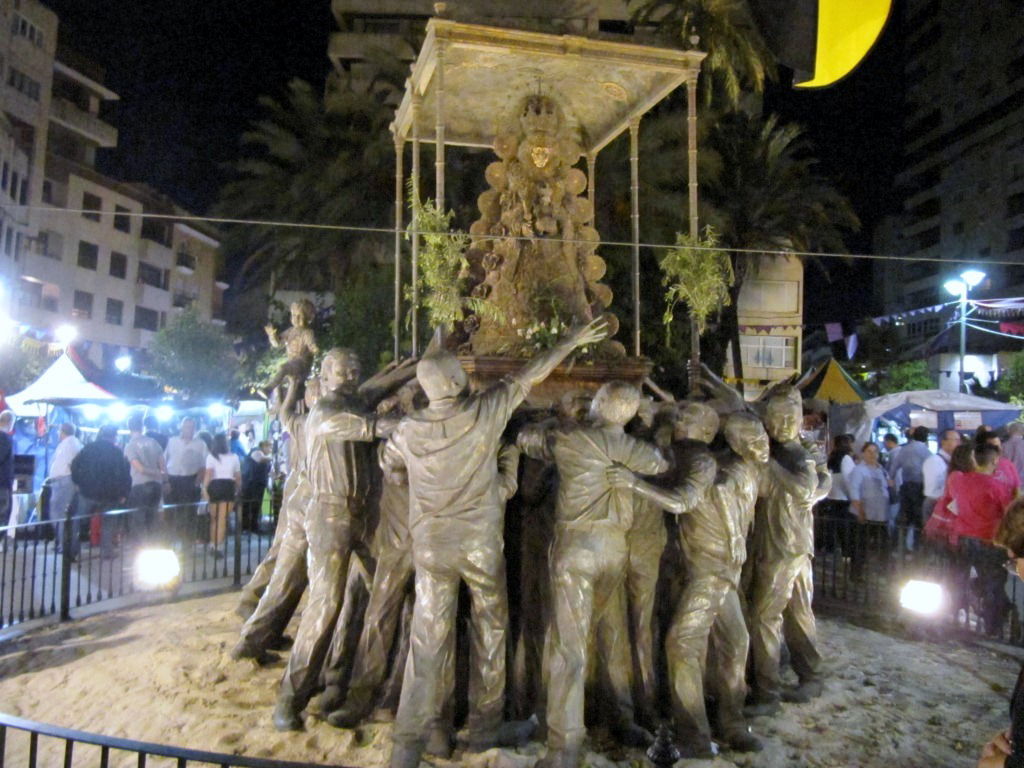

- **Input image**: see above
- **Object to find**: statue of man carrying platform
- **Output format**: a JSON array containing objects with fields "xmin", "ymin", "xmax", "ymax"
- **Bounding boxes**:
[{"xmin": 383, "ymin": 317, "xmax": 607, "ymax": 768}]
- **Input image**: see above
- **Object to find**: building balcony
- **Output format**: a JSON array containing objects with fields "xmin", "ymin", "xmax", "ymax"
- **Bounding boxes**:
[{"xmin": 49, "ymin": 97, "xmax": 118, "ymax": 148}]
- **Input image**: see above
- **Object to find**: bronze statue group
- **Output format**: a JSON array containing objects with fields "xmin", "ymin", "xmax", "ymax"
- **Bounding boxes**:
[{"xmin": 229, "ymin": 317, "xmax": 831, "ymax": 768}]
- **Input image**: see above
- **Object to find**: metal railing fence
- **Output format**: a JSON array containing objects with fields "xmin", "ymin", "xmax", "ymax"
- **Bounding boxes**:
[
  {"xmin": 0, "ymin": 711, "xmax": 343, "ymax": 767},
  {"xmin": 1, "ymin": 494, "xmax": 279, "ymax": 631}
]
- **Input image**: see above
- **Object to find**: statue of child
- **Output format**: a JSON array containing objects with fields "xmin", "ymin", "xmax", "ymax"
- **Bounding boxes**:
[{"xmin": 263, "ymin": 299, "xmax": 320, "ymax": 399}]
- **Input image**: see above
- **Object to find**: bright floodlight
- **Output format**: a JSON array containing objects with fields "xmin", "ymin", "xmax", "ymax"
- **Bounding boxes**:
[
  {"xmin": 115, "ymin": 355, "xmax": 132, "ymax": 372},
  {"xmin": 899, "ymin": 579, "xmax": 945, "ymax": 616},
  {"xmin": 81, "ymin": 403, "xmax": 102, "ymax": 421},
  {"xmin": 107, "ymin": 402, "xmax": 129, "ymax": 422},
  {"xmin": 155, "ymin": 405, "xmax": 174, "ymax": 422},
  {"xmin": 944, "ymin": 279, "xmax": 966, "ymax": 297},
  {"xmin": 134, "ymin": 548, "xmax": 181, "ymax": 590},
  {"xmin": 207, "ymin": 402, "xmax": 226, "ymax": 420},
  {"xmin": 55, "ymin": 324, "xmax": 77, "ymax": 346},
  {"xmin": 961, "ymin": 269, "xmax": 986, "ymax": 288}
]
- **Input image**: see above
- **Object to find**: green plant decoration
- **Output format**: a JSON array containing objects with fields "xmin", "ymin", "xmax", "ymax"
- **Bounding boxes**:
[
  {"xmin": 406, "ymin": 186, "xmax": 499, "ymax": 331},
  {"xmin": 659, "ymin": 226, "xmax": 734, "ymax": 344}
]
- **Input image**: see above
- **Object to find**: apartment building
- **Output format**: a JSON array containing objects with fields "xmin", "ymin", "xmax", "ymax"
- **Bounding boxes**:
[
  {"xmin": 873, "ymin": 0, "xmax": 1024, "ymax": 349},
  {"xmin": 329, "ymin": 1, "xmax": 634, "ymax": 89},
  {"xmin": 0, "ymin": 0, "xmax": 223, "ymax": 368}
]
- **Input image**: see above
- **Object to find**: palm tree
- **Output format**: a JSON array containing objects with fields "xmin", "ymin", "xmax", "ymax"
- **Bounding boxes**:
[
  {"xmin": 698, "ymin": 111, "xmax": 861, "ymax": 379},
  {"xmin": 631, "ymin": 0, "xmax": 776, "ymax": 108},
  {"xmin": 214, "ymin": 73, "xmax": 397, "ymax": 294}
]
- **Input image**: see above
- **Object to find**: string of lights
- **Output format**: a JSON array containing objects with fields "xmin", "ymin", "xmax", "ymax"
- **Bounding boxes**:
[{"xmin": 9, "ymin": 203, "xmax": 1024, "ymax": 268}]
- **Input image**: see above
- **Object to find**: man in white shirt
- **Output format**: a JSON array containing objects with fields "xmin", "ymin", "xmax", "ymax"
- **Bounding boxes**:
[
  {"xmin": 922, "ymin": 428, "xmax": 959, "ymax": 522},
  {"xmin": 48, "ymin": 422, "xmax": 82, "ymax": 557},
  {"xmin": 164, "ymin": 417, "xmax": 207, "ymax": 506}
]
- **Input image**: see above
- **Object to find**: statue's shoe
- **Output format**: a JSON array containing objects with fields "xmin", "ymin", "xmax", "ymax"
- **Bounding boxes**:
[
  {"xmin": 720, "ymin": 727, "xmax": 763, "ymax": 753},
  {"xmin": 228, "ymin": 640, "xmax": 279, "ymax": 666},
  {"xmin": 425, "ymin": 727, "xmax": 453, "ymax": 758},
  {"xmin": 465, "ymin": 715, "xmax": 538, "ymax": 752},
  {"xmin": 272, "ymin": 697, "xmax": 303, "ymax": 732},
  {"xmin": 611, "ymin": 722, "xmax": 655, "ymax": 748},
  {"xmin": 781, "ymin": 678, "xmax": 823, "ymax": 703}
]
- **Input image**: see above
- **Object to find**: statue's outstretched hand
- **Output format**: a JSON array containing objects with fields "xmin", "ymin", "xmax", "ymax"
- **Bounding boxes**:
[{"xmin": 568, "ymin": 316, "xmax": 609, "ymax": 350}]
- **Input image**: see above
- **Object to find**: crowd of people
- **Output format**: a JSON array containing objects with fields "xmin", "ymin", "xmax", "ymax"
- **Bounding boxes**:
[
  {"xmin": 230, "ymin": 319, "xmax": 838, "ymax": 768},
  {"xmin": 820, "ymin": 421, "xmax": 1024, "ymax": 635},
  {"xmin": 32, "ymin": 412, "xmax": 276, "ymax": 559}
]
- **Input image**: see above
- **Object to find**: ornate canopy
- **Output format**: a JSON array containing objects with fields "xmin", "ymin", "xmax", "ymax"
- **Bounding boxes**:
[{"xmin": 392, "ymin": 18, "xmax": 704, "ymax": 154}]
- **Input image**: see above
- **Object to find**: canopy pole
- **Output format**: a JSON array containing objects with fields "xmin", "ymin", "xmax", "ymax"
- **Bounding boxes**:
[
  {"xmin": 686, "ymin": 75, "xmax": 700, "ymax": 395},
  {"xmin": 434, "ymin": 43, "xmax": 446, "ymax": 208},
  {"xmin": 411, "ymin": 90, "xmax": 422, "ymax": 357},
  {"xmin": 630, "ymin": 117, "xmax": 641, "ymax": 357},
  {"xmin": 392, "ymin": 129, "xmax": 405, "ymax": 362}
]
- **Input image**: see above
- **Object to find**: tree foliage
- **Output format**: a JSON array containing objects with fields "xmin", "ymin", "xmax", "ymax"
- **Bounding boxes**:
[
  {"xmin": 214, "ymin": 74, "xmax": 397, "ymax": 294},
  {"xmin": 660, "ymin": 225, "xmax": 733, "ymax": 346},
  {"xmin": 0, "ymin": 339, "xmax": 50, "ymax": 395},
  {"xmin": 997, "ymin": 352, "xmax": 1024, "ymax": 403},
  {"xmin": 146, "ymin": 308, "xmax": 239, "ymax": 399},
  {"xmin": 879, "ymin": 360, "xmax": 933, "ymax": 395},
  {"xmin": 632, "ymin": 0, "xmax": 776, "ymax": 108}
]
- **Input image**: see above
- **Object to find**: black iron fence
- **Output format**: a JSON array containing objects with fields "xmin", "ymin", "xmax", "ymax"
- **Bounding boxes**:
[
  {"xmin": 1, "ymin": 496, "xmax": 278, "ymax": 631},
  {"xmin": 0, "ymin": 711, "xmax": 340, "ymax": 767},
  {"xmin": 812, "ymin": 512, "xmax": 1024, "ymax": 644}
]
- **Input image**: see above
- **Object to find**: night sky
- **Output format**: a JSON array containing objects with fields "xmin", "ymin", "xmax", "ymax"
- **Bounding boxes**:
[{"xmin": 44, "ymin": 0, "xmax": 902, "ymax": 324}]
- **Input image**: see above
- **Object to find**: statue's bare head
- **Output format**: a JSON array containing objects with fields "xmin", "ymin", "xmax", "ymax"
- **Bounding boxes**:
[
  {"xmin": 417, "ymin": 352, "xmax": 468, "ymax": 403},
  {"xmin": 322, "ymin": 348, "xmax": 361, "ymax": 395},
  {"xmin": 674, "ymin": 401, "xmax": 719, "ymax": 444},
  {"xmin": 764, "ymin": 386, "xmax": 802, "ymax": 443},
  {"xmin": 724, "ymin": 411, "xmax": 769, "ymax": 464},
  {"xmin": 590, "ymin": 381, "xmax": 640, "ymax": 427},
  {"xmin": 290, "ymin": 299, "xmax": 315, "ymax": 327}
]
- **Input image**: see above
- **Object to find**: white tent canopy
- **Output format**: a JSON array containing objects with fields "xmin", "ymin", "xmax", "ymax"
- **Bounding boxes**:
[
  {"xmin": 5, "ymin": 353, "xmax": 115, "ymax": 416},
  {"xmin": 835, "ymin": 389, "xmax": 1022, "ymax": 446}
]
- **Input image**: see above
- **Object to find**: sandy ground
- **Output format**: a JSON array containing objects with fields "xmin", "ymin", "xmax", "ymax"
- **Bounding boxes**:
[{"xmin": 0, "ymin": 590, "xmax": 1018, "ymax": 768}]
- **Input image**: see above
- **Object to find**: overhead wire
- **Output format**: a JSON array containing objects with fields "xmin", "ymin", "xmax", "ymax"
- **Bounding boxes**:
[{"xmin": 9, "ymin": 203, "xmax": 1024, "ymax": 268}]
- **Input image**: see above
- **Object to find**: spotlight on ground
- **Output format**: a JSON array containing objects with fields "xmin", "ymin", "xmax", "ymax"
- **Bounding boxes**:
[
  {"xmin": 899, "ymin": 579, "xmax": 945, "ymax": 617},
  {"xmin": 134, "ymin": 548, "xmax": 181, "ymax": 591}
]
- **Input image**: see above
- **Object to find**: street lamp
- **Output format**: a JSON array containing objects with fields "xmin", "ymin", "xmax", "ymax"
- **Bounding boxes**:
[
  {"xmin": 944, "ymin": 268, "xmax": 986, "ymax": 394},
  {"xmin": 115, "ymin": 354, "xmax": 132, "ymax": 372},
  {"xmin": 54, "ymin": 324, "xmax": 77, "ymax": 348}
]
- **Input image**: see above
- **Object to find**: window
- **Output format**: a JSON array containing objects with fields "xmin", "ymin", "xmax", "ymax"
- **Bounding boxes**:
[
  {"xmin": 739, "ymin": 280, "xmax": 800, "ymax": 314},
  {"xmin": 11, "ymin": 13, "xmax": 44, "ymax": 47},
  {"xmin": 114, "ymin": 205, "xmax": 131, "ymax": 233},
  {"xmin": 3, "ymin": 228, "xmax": 12, "ymax": 257},
  {"xmin": 19, "ymin": 178, "xmax": 27, "ymax": 205},
  {"xmin": 916, "ymin": 226, "xmax": 941, "ymax": 250},
  {"xmin": 16, "ymin": 277, "xmax": 41, "ymax": 307},
  {"xmin": 1, "ymin": 162, "xmax": 7, "ymax": 191},
  {"xmin": 137, "ymin": 261, "xmax": 167, "ymax": 289},
  {"xmin": 952, "ymin": 221, "xmax": 965, "ymax": 235},
  {"xmin": 133, "ymin": 306, "xmax": 159, "ymax": 331},
  {"xmin": 140, "ymin": 218, "xmax": 170, "ymax": 246},
  {"xmin": 909, "ymin": 197, "xmax": 941, "ymax": 219},
  {"xmin": 1008, "ymin": 226, "xmax": 1024, "ymax": 253},
  {"xmin": 71, "ymin": 290, "xmax": 93, "ymax": 319},
  {"xmin": 739, "ymin": 335, "xmax": 796, "ymax": 370},
  {"xmin": 76, "ymin": 240, "xmax": 98, "ymax": 270},
  {"xmin": 37, "ymin": 230, "xmax": 62, "ymax": 259},
  {"xmin": 82, "ymin": 192, "xmax": 101, "ymax": 221},
  {"xmin": 1009, "ymin": 192, "xmax": 1024, "ymax": 218},
  {"xmin": 109, "ymin": 251, "xmax": 127, "ymax": 278},
  {"xmin": 6, "ymin": 67, "xmax": 40, "ymax": 100},
  {"xmin": 41, "ymin": 179, "xmax": 51, "ymax": 203},
  {"xmin": 10, "ymin": 171, "xmax": 18, "ymax": 200},
  {"xmin": 105, "ymin": 298, "xmax": 123, "ymax": 325}
]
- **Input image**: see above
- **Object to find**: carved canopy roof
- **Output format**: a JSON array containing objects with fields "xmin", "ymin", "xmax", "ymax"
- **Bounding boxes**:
[{"xmin": 392, "ymin": 18, "xmax": 705, "ymax": 154}]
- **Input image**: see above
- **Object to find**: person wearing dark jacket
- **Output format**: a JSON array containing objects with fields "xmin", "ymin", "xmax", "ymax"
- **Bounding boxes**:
[
  {"xmin": 71, "ymin": 425, "xmax": 132, "ymax": 559},
  {"xmin": 0, "ymin": 410, "xmax": 14, "ymax": 526},
  {"xmin": 981, "ymin": 497, "xmax": 1024, "ymax": 768}
]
